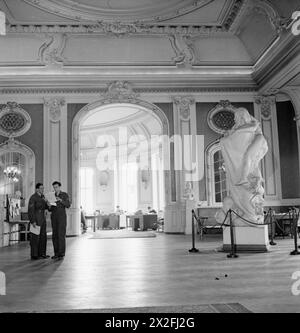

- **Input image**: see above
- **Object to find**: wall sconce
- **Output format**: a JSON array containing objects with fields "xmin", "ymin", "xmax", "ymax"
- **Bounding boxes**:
[
  {"xmin": 141, "ymin": 169, "xmax": 150, "ymax": 189},
  {"xmin": 99, "ymin": 170, "xmax": 109, "ymax": 191}
]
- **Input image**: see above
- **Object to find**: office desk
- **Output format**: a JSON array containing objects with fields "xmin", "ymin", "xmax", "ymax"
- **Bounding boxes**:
[{"xmin": 128, "ymin": 214, "xmax": 157, "ymax": 231}]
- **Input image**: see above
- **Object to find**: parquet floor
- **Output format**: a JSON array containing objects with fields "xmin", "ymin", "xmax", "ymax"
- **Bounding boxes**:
[{"xmin": 0, "ymin": 232, "xmax": 299, "ymax": 313}]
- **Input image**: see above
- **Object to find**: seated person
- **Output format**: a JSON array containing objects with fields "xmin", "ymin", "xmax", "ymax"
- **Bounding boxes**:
[
  {"xmin": 80, "ymin": 206, "xmax": 87, "ymax": 231},
  {"xmin": 115, "ymin": 205, "xmax": 123, "ymax": 215},
  {"xmin": 147, "ymin": 206, "xmax": 157, "ymax": 214}
]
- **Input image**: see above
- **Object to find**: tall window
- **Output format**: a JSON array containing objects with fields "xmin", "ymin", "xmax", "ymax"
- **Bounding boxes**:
[
  {"xmin": 120, "ymin": 163, "xmax": 138, "ymax": 213},
  {"xmin": 206, "ymin": 142, "xmax": 228, "ymax": 206},
  {"xmin": 213, "ymin": 150, "xmax": 227, "ymax": 204},
  {"xmin": 80, "ymin": 167, "xmax": 94, "ymax": 214},
  {"xmin": 151, "ymin": 153, "xmax": 164, "ymax": 211}
]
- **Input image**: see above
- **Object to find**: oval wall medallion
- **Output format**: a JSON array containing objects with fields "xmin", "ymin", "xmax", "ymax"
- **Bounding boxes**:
[
  {"xmin": 0, "ymin": 102, "xmax": 32, "ymax": 138},
  {"xmin": 207, "ymin": 100, "xmax": 236, "ymax": 134}
]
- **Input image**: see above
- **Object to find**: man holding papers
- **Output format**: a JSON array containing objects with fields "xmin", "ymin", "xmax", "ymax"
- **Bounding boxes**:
[
  {"xmin": 49, "ymin": 181, "xmax": 70, "ymax": 260},
  {"xmin": 28, "ymin": 183, "xmax": 50, "ymax": 260}
]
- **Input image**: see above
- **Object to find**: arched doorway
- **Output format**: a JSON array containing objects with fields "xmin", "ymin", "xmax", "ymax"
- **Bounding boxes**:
[{"xmin": 72, "ymin": 98, "xmax": 170, "ymax": 235}]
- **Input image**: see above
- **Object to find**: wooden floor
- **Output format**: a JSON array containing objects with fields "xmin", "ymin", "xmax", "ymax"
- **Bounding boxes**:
[{"xmin": 0, "ymin": 231, "xmax": 300, "ymax": 313}]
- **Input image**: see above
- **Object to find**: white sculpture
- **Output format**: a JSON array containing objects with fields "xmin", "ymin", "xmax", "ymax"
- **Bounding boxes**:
[{"xmin": 218, "ymin": 108, "xmax": 268, "ymax": 225}]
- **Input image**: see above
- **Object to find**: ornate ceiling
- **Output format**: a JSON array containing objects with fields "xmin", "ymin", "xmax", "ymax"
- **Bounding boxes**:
[
  {"xmin": 0, "ymin": 0, "xmax": 298, "ymax": 93},
  {"xmin": 2, "ymin": 0, "xmax": 236, "ymax": 26},
  {"xmin": 22, "ymin": 0, "xmax": 216, "ymax": 23}
]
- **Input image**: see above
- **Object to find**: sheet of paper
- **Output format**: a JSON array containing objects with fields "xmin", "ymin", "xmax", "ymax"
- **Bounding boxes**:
[
  {"xmin": 30, "ymin": 224, "xmax": 41, "ymax": 236},
  {"xmin": 45, "ymin": 192, "xmax": 57, "ymax": 206}
]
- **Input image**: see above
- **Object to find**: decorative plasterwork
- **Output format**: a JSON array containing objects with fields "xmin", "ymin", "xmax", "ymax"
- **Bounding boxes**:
[
  {"xmin": 101, "ymin": 81, "xmax": 140, "ymax": 102},
  {"xmin": 7, "ymin": 23, "xmax": 229, "ymax": 36},
  {"xmin": 38, "ymin": 33, "xmax": 67, "ymax": 65},
  {"xmin": 44, "ymin": 97, "xmax": 66, "ymax": 122},
  {"xmin": 0, "ymin": 102, "xmax": 31, "ymax": 138},
  {"xmin": 22, "ymin": 0, "xmax": 214, "ymax": 23},
  {"xmin": 168, "ymin": 34, "xmax": 197, "ymax": 67},
  {"xmin": 7, "ymin": 0, "xmax": 244, "ymax": 36},
  {"xmin": 255, "ymin": 95, "xmax": 276, "ymax": 120},
  {"xmin": 232, "ymin": 0, "xmax": 291, "ymax": 36},
  {"xmin": 172, "ymin": 96, "xmax": 195, "ymax": 121},
  {"xmin": 207, "ymin": 100, "xmax": 237, "ymax": 134}
]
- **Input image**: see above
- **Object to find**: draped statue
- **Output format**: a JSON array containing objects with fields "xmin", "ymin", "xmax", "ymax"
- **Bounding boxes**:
[{"xmin": 216, "ymin": 108, "xmax": 268, "ymax": 225}]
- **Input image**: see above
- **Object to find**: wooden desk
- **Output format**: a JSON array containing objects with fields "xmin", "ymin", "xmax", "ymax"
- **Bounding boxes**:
[
  {"xmin": 129, "ymin": 214, "xmax": 157, "ymax": 231},
  {"xmin": 7, "ymin": 220, "xmax": 30, "ymax": 246}
]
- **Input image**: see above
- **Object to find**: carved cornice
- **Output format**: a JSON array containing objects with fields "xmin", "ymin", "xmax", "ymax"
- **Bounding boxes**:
[
  {"xmin": 0, "ymin": 86, "xmax": 257, "ymax": 95},
  {"xmin": 6, "ymin": 0, "xmax": 245, "ymax": 36},
  {"xmin": 224, "ymin": 0, "xmax": 245, "ymax": 30},
  {"xmin": 6, "ymin": 23, "xmax": 229, "ymax": 36}
]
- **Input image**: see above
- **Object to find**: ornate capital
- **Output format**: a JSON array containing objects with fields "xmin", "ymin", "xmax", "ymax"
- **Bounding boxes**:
[
  {"xmin": 102, "ymin": 81, "xmax": 139, "ymax": 102},
  {"xmin": 172, "ymin": 96, "xmax": 195, "ymax": 121},
  {"xmin": 44, "ymin": 97, "xmax": 66, "ymax": 122},
  {"xmin": 255, "ymin": 95, "xmax": 275, "ymax": 119}
]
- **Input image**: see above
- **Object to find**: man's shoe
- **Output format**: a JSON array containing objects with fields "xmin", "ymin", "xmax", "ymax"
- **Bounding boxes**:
[
  {"xmin": 39, "ymin": 255, "xmax": 50, "ymax": 259},
  {"xmin": 51, "ymin": 255, "xmax": 59, "ymax": 259},
  {"xmin": 31, "ymin": 256, "xmax": 39, "ymax": 260},
  {"xmin": 58, "ymin": 255, "xmax": 65, "ymax": 260}
]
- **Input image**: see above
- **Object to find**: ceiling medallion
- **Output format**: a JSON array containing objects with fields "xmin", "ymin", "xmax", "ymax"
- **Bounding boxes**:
[
  {"xmin": 0, "ymin": 102, "xmax": 32, "ymax": 138},
  {"xmin": 207, "ymin": 100, "xmax": 237, "ymax": 134}
]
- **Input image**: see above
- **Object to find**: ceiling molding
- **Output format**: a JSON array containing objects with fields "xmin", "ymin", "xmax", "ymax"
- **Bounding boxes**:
[
  {"xmin": 0, "ymin": 86, "xmax": 257, "ymax": 95},
  {"xmin": 4, "ymin": 0, "xmax": 245, "ymax": 36},
  {"xmin": 6, "ymin": 23, "xmax": 230, "ymax": 36}
]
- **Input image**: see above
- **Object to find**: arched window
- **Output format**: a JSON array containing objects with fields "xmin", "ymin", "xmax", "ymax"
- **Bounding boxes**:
[
  {"xmin": 0, "ymin": 139, "xmax": 35, "ymax": 205},
  {"xmin": 206, "ymin": 141, "xmax": 228, "ymax": 206}
]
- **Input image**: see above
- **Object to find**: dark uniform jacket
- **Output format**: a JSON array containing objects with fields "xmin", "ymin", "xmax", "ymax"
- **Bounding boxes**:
[
  {"xmin": 28, "ymin": 192, "xmax": 47, "ymax": 225},
  {"xmin": 50, "ymin": 191, "xmax": 71, "ymax": 214}
]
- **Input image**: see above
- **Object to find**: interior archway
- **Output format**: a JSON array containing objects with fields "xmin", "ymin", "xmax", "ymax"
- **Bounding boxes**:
[{"xmin": 72, "ymin": 100, "xmax": 170, "ymax": 235}]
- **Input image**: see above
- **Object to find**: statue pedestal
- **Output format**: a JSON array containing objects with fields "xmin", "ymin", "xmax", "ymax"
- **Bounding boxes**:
[{"xmin": 223, "ymin": 225, "xmax": 270, "ymax": 252}]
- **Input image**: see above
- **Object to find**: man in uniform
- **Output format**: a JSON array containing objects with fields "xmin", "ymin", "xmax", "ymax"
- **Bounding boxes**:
[
  {"xmin": 50, "ymin": 181, "xmax": 70, "ymax": 260},
  {"xmin": 28, "ymin": 183, "xmax": 50, "ymax": 260}
]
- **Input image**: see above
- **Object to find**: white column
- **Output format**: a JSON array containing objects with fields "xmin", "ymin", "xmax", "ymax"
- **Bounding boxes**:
[
  {"xmin": 169, "ymin": 96, "xmax": 196, "ymax": 234},
  {"xmin": 254, "ymin": 96, "xmax": 282, "ymax": 203},
  {"xmin": 43, "ymin": 97, "xmax": 67, "ymax": 189},
  {"xmin": 44, "ymin": 97, "xmax": 78, "ymax": 236}
]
